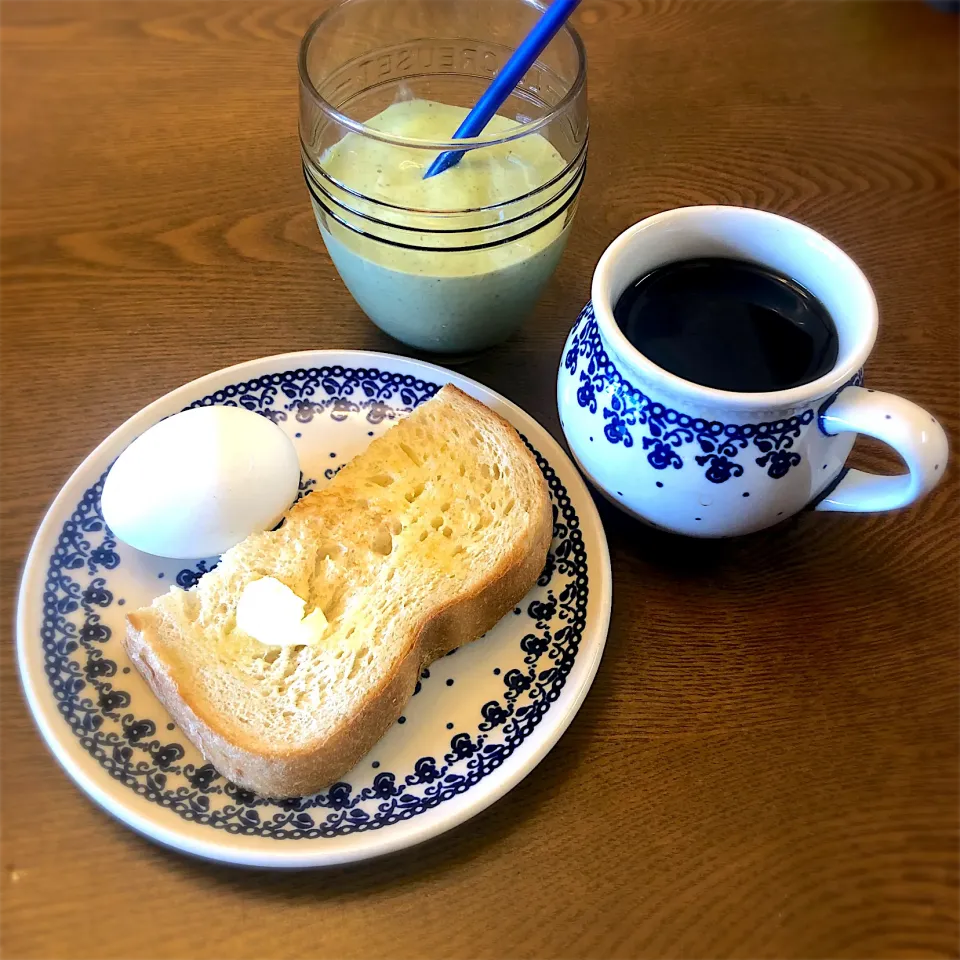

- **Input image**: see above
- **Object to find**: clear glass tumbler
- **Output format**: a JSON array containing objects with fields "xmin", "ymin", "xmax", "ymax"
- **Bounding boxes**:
[{"xmin": 299, "ymin": 0, "xmax": 588, "ymax": 355}]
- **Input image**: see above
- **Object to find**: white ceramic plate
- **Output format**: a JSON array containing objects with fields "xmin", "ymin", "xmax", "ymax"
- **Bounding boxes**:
[{"xmin": 17, "ymin": 351, "xmax": 611, "ymax": 868}]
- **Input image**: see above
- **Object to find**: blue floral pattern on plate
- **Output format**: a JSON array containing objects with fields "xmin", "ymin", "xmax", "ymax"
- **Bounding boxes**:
[{"xmin": 41, "ymin": 366, "xmax": 588, "ymax": 840}]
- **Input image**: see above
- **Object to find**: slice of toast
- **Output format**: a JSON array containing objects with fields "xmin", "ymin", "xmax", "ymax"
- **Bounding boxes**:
[{"xmin": 124, "ymin": 385, "xmax": 552, "ymax": 798}]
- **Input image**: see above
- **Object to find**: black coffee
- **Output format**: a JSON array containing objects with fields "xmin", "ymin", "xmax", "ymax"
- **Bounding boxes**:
[{"xmin": 613, "ymin": 258, "xmax": 839, "ymax": 392}]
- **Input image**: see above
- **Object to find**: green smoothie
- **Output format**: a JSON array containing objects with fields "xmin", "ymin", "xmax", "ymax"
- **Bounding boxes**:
[{"xmin": 315, "ymin": 100, "xmax": 576, "ymax": 353}]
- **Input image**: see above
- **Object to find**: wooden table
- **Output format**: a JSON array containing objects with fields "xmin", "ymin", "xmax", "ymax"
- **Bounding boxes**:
[{"xmin": 2, "ymin": 2, "xmax": 957, "ymax": 957}]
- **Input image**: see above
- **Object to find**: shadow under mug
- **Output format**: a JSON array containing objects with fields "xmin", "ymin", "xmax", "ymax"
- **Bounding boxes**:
[{"xmin": 557, "ymin": 206, "xmax": 949, "ymax": 537}]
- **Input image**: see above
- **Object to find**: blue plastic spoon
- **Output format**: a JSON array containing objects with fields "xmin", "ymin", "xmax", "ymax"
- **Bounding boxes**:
[{"xmin": 422, "ymin": 0, "xmax": 583, "ymax": 179}]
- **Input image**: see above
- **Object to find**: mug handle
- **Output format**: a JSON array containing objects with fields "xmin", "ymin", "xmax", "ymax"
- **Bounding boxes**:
[{"xmin": 816, "ymin": 386, "xmax": 948, "ymax": 512}]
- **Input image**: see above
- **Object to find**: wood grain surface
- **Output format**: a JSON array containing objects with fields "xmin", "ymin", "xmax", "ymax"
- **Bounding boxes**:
[{"xmin": 2, "ymin": 2, "xmax": 958, "ymax": 958}]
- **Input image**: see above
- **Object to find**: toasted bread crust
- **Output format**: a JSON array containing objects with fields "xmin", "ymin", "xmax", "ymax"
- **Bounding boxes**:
[{"xmin": 123, "ymin": 387, "xmax": 552, "ymax": 798}]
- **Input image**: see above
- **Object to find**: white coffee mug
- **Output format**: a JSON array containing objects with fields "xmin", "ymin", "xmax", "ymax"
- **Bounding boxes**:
[{"xmin": 557, "ymin": 206, "xmax": 948, "ymax": 537}]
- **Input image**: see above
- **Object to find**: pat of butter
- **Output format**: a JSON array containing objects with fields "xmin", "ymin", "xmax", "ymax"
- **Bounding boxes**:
[{"xmin": 235, "ymin": 577, "xmax": 328, "ymax": 648}]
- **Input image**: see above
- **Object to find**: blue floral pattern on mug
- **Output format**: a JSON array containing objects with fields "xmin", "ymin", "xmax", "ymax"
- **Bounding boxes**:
[{"xmin": 564, "ymin": 305, "xmax": 820, "ymax": 483}]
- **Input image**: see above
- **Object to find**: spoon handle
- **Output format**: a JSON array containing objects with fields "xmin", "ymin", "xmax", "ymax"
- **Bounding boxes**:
[{"xmin": 422, "ymin": 0, "xmax": 583, "ymax": 179}]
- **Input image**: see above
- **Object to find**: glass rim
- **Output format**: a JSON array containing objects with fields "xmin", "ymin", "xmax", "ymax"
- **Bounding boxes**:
[{"xmin": 297, "ymin": 0, "xmax": 588, "ymax": 152}]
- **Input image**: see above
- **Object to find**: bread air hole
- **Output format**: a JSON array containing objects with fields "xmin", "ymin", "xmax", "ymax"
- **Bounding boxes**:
[
  {"xmin": 348, "ymin": 647, "xmax": 369, "ymax": 679},
  {"xmin": 399, "ymin": 442, "xmax": 421, "ymax": 467},
  {"xmin": 370, "ymin": 473, "xmax": 394, "ymax": 487},
  {"xmin": 315, "ymin": 541, "xmax": 340, "ymax": 561},
  {"xmin": 442, "ymin": 526, "xmax": 453, "ymax": 538},
  {"xmin": 371, "ymin": 526, "xmax": 393, "ymax": 556},
  {"xmin": 430, "ymin": 515, "xmax": 443, "ymax": 530},
  {"xmin": 321, "ymin": 586, "xmax": 347, "ymax": 622},
  {"xmin": 405, "ymin": 482, "xmax": 425, "ymax": 503}
]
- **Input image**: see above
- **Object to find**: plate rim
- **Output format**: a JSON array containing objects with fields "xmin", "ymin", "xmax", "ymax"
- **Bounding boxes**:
[{"xmin": 17, "ymin": 348, "xmax": 612, "ymax": 868}]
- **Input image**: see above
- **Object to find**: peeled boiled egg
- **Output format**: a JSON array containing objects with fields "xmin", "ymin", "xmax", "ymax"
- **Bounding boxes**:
[{"xmin": 101, "ymin": 406, "xmax": 300, "ymax": 559}]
